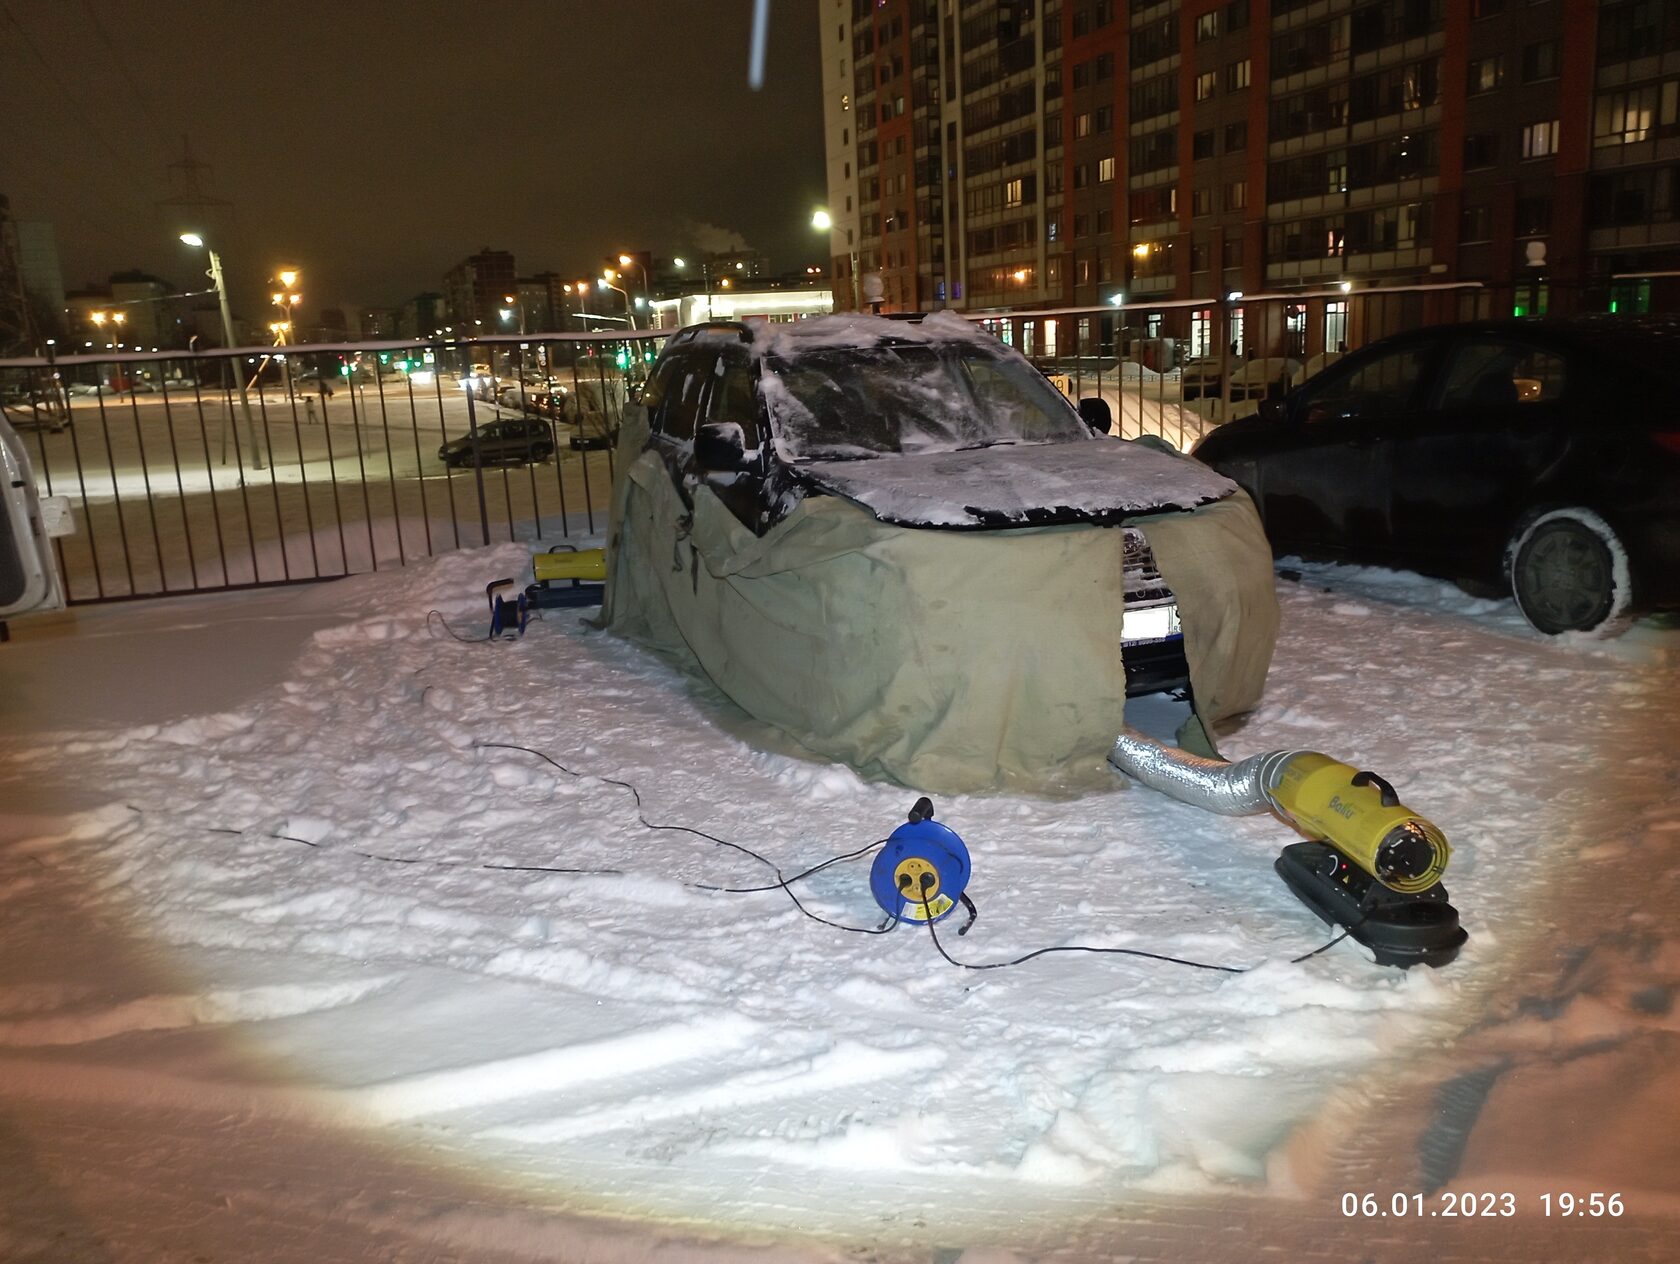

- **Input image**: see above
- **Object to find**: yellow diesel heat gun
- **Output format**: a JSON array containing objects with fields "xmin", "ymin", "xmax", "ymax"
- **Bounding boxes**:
[
  {"xmin": 1107, "ymin": 734, "xmax": 1467, "ymax": 967},
  {"xmin": 1263, "ymin": 752, "xmax": 1465, "ymax": 967},
  {"xmin": 1266, "ymin": 753, "xmax": 1450, "ymax": 894}
]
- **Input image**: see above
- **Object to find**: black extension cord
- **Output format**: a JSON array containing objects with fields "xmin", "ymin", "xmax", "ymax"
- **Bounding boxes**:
[{"xmin": 147, "ymin": 738, "xmax": 1354, "ymax": 973}]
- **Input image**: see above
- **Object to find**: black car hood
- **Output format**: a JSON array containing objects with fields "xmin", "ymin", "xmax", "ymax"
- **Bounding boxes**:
[{"xmin": 795, "ymin": 437, "xmax": 1237, "ymax": 529}]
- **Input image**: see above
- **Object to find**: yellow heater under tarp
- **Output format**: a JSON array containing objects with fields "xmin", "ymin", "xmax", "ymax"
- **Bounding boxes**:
[{"xmin": 532, "ymin": 548, "xmax": 607, "ymax": 584}]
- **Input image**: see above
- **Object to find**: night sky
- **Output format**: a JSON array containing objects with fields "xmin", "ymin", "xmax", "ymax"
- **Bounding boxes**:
[{"xmin": 0, "ymin": 1, "xmax": 825, "ymax": 312}]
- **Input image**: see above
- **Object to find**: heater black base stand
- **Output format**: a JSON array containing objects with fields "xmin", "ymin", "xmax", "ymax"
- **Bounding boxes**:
[{"xmin": 1275, "ymin": 841, "xmax": 1468, "ymax": 969}]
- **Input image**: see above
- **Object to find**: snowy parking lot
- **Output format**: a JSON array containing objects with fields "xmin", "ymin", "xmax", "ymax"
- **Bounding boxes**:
[{"xmin": 2, "ymin": 546, "xmax": 1678, "ymax": 1262}]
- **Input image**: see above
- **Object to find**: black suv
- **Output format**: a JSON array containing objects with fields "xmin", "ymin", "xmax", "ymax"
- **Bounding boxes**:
[{"xmin": 438, "ymin": 416, "xmax": 556, "ymax": 468}]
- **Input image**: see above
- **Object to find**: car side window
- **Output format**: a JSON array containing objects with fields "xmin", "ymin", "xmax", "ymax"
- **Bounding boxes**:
[
  {"xmin": 705, "ymin": 353, "xmax": 760, "ymax": 448},
  {"xmin": 1300, "ymin": 344, "xmax": 1429, "ymax": 423},
  {"xmin": 1434, "ymin": 339, "xmax": 1567, "ymax": 410},
  {"xmin": 655, "ymin": 351, "xmax": 715, "ymax": 441},
  {"xmin": 642, "ymin": 355, "xmax": 685, "ymax": 430}
]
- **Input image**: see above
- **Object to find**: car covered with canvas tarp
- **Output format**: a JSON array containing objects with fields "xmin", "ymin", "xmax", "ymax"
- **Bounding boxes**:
[{"xmin": 601, "ymin": 311, "xmax": 1278, "ymax": 793}]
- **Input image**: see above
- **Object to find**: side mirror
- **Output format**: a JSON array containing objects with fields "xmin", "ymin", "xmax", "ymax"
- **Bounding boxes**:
[
  {"xmin": 1258, "ymin": 397, "xmax": 1291, "ymax": 424},
  {"xmin": 1077, "ymin": 396, "xmax": 1114, "ymax": 434},
  {"xmin": 694, "ymin": 421, "xmax": 749, "ymax": 472}
]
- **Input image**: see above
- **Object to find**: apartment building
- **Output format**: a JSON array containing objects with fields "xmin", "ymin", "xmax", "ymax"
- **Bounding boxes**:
[
  {"xmin": 820, "ymin": 0, "xmax": 1672, "ymax": 355},
  {"xmin": 443, "ymin": 248, "xmax": 517, "ymax": 333}
]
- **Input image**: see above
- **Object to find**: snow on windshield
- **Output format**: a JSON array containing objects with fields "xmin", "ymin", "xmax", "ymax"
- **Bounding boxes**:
[{"xmin": 761, "ymin": 341, "xmax": 1089, "ymax": 460}]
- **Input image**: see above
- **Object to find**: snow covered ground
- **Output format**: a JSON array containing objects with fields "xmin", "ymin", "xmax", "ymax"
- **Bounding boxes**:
[{"xmin": 2, "ymin": 547, "xmax": 1678, "ymax": 1262}]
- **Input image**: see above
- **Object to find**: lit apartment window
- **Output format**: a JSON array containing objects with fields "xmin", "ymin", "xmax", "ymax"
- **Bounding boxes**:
[
  {"xmin": 1227, "ymin": 59, "xmax": 1251, "ymax": 90},
  {"xmin": 1196, "ymin": 71, "xmax": 1217, "ymax": 102},
  {"xmin": 1226, "ymin": 180, "xmax": 1246, "ymax": 210},
  {"xmin": 1075, "ymin": 112, "xmax": 1092, "ymax": 138},
  {"xmin": 1005, "ymin": 178, "xmax": 1024, "ymax": 207},
  {"xmin": 1098, "ymin": 156, "xmax": 1115, "ymax": 181},
  {"xmin": 1467, "ymin": 57, "xmax": 1501, "ymax": 95},
  {"xmin": 1522, "ymin": 119, "xmax": 1560, "ymax": 159},
  {"xmin": 1196, "ymin": 12, "xmax": 1218, "ymax": 41},
  {"xmin": 1593, "ymin": 83, "xmax": 1677, "ymax": 145},
  {"xmin": 1324, "ymin": 300, "xmax": 1348, "ymax": 353}
]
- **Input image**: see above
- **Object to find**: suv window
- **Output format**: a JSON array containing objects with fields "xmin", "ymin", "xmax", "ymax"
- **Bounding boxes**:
[
  {"xmin": 1301, "ymin": 343, "xmax": 1430, "ymax": 422},
  {"xmin": 642, "ymin": 357, "xmax": 679, "ymax": 419},
  {"xmin": 654, "ymin": 350, "xmax": 715, "ymax": 440},
  {"xmin": 706, "ymin": 353, "xmax": 760, "ymax": 447},
  {"xmin": 1435, "ymin": 338, "xmax": 1566, "ymax": 409}
]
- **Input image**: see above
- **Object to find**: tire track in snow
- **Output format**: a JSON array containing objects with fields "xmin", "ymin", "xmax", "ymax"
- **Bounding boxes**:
[
  {"xmin": 346, "ymin": 1013, "xmax": 761, "ymax": 1123},
  {"xmin": 0, "ymin": 977, "xmax": 400, "ymax": 1047},
  {"xmin": 486, "ymin": 1040, "xmax": 946, "ymax": 1145}
]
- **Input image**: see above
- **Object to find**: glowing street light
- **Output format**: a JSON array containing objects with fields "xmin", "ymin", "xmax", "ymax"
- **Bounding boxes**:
[
  {"xmin": 811, "ymin": 209, "xmax": 833, "ymax": 231},
  {"xmin": 599, "ymin": 273, "xmax": 637, "ymax": 329},
  {"xmin": 181, "ymin": 230, "xmax": 265, "ymax": 469},
  {"xmin": 615, "ymin": 253, "xmax": 651, "ymax": 312}
]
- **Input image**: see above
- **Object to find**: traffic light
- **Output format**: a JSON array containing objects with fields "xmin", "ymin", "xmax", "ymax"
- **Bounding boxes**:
[{"xmin": 614, "ymin": 348, "xmax": 629, "ymax": 369}]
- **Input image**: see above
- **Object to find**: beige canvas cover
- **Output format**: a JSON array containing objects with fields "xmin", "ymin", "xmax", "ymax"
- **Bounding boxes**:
[{"xmin": 601, "ymin": 408, "xmax": 1277, "ymax": 794}]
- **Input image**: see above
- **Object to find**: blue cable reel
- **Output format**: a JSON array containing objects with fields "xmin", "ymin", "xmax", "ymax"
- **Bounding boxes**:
[{"xmin": 869, "ymin": 797, "xmax": 978, "ymax": 934}]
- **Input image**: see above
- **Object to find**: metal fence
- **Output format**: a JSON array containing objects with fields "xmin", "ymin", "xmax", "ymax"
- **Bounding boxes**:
[
  {"xmin": 1, "ymin": 329, "xmax": 669, "ymax": 603},
  {"xmin": 1, "ymin": 283, "xmax": 1491, "ymax": 606},
  {"xmin": 977, "ymin": 281, "xmax": 1491, "ymax": 451}
]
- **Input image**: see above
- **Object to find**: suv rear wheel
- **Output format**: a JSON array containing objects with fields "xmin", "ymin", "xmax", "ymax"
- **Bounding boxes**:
[{"xmin": 1506, "ymin": 507, "xmax": 1633, "ymax": 636}]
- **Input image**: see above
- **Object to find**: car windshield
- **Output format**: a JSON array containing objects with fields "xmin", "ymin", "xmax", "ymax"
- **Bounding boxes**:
[{"xmin": 760, "ymin": 342, "xmax": 1088, "ymax": 460}]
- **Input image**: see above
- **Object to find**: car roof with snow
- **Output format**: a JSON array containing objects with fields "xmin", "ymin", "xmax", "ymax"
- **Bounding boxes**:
[{"xmin": 659, "ymin": 311, "xmax": 1239, "ymax": 529}]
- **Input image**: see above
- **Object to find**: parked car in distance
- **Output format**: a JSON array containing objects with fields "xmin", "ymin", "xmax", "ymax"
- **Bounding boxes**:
[
  {"xmin": 1291, "ymin": 350, "xmax": 1345, "ymax": 387},
  {"xmin": 438, "ymin": 416, "xmax": 555, "ymax": 467},
  {"xmin": 1192, "ymin": 316, "xmax": 1680, "ymax": 635},
  {"xmin": 1179, "ymin": 357, "xmax": 1223, "ymax": 401},
  {"xmin": 1226, "ymin": 356, "xmax": 1302, "ymax": 404}
]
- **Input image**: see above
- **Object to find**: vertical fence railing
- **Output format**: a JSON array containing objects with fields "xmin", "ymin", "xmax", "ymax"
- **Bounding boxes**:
[
  {"xmin": 5, "ymin": 291, "xmax": 1504, "ymax": 605},
  {"xmin": 0, "ymin": 328, "xmax": 667, "ymax": 604},
  {"xmin": 978, "ymin": 281, "xmax": 1486, "ymax": 450}
]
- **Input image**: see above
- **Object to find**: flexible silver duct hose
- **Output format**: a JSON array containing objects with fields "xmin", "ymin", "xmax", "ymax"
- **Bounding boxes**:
[{"xmin": 1107, "ymin": 730, "xmax": 1301, "ymax": 817}]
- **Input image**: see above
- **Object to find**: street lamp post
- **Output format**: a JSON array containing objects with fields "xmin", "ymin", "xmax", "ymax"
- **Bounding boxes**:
[
  {"xmin": 600, "ymin": 272, "xmax": 637, "ymax": 330},
  {"xmin": 269, "ymin": 269, "xmax": 302, "ymax": 401},
  {"xmin": 180, "ymin": 232, "xmax": 265, "ymax": 471},
  {"xmin": 501, "ymin": 294, "xmax": 526, "ymax": 335},
  {"xmin": 673, "ymin": 257, "xmax": 717, "ymax": 320},
  {"xmin": 616, "ymin": 254, "xmax": 652, "ymax": 311}
]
